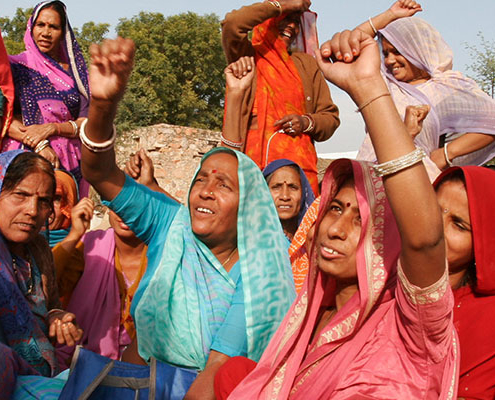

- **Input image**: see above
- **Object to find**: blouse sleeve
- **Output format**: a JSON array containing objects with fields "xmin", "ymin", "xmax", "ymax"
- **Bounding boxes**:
[
  {"xmin": 210, "ymin": 269, "xmax": 248, "ymax": 358},
  {"xmin": 52, "ymin": 240, "xmax": 85, "ymax": 301},
  {"xmin": 103, "ymin": 175, "xmax": 181, "ymax": 246},
  {"xmin": 395, "ymin": 260, "xmax": 455, "ymax": 363}
]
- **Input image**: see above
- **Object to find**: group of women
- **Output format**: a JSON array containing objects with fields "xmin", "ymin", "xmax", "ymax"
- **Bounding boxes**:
[{"xmin": 1, "ymin": 0, "xmax": 495, "ymax": 399}]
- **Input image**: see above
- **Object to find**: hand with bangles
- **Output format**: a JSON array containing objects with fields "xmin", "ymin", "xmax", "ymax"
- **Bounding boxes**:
[{"xmin": 274, "ymin": 114, "xmax": 314, "ymax": 136}]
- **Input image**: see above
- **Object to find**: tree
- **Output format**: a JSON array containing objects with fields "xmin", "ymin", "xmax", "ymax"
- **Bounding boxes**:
[
  {"xmin": 116, "ymin": 12, "xmax": 226, "ymax": 131},
  {"xmin": 0, "ymin": 7, "xmax": 33, "ymax": 55},
  {"xmin": 466, "ymin": 33, "xmax": 495, "ymax": 98},
  {"xmin": 73, "ymin": 22, "xmax": 110, "ymax": 64}
]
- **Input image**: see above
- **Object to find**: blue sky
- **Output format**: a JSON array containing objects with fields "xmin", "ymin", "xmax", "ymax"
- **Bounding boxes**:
[{"xmin": 3, "ymin": 1, "xmax": 494, "ymax": 154}]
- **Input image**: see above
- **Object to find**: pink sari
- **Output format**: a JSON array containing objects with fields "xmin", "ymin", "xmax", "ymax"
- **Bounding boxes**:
[{"xmin": 229, "ymin": 159, "xmax": 458, "ymax": 399}]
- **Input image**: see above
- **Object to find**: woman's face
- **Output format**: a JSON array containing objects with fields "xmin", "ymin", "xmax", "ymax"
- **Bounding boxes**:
[
  {"xmin": 315, "ymin": 181, "xmax": 361, "ymax": 283},
  {"xmin": 436, "ymin": 180, "xmax": 474, "ymax": 276},
  {"xmin": 32, "ymin": 7, "xmax": 63, "ymax": 59},
  {"xmin": 268, "ymin": 166, "xmax": 302, "ymax": 222},
  {"xmin": 189, "ymin": 153, "xmax": 239, "ymax": 248},
  {"xmin": 381, "ymin": 38, "xmax": 428, "ymax": 84},
  {"xmin": 278, "ymin": 13, "xmax": 301, "ymax": 48},
  {"xmin": 0, "ymin": 171, "xmax": 54, "ymax": 245}
]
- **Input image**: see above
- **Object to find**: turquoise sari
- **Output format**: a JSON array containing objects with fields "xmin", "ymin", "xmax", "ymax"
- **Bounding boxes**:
[{"xmin": 135, "ymin": 148, "xmax": 295, "ymax": 368}]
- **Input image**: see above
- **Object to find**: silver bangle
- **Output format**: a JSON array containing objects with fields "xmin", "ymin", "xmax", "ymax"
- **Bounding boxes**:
[
  {"xmin": 34, "ymin": 139, "xmax": 50, "ymax": 154},
  {"xmin": 373, "ymin": 148, "xmax": 427, "ymax": 177},
  {"xmin": 79, "ymin": 118, "xmax": 117, "ymax": 153},
  {"xmin": 443, "ymin": 143, "xmax": 454, "ymax": 167},
  {"xmin": 302, "ymin": 114, "xmax": 315, "ymax": 133},
  {"xmin": 221, "ymin": 134, "xmax": 243, "ymax": 149},
  {"xmin": 68, "ymin": 120, "xmax": 78, "ymax": 137},
  {"xmin": 368, "ymin": 17, "xmax": 378, "ymax": 35},
  {"xmin": 267, "ymin": 0, "xmax": 282, "ymax": 13}
]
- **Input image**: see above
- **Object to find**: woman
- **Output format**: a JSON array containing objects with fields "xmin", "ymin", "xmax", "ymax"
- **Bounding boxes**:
[
  {"xmin": 0, "ymin": 150, "xmax": 83, "ymax": 397},
  {"xmin": 43, "ymin": 169, "xmax": 79, "ymax": 248},
  {"xmin": 79, "ymin": 37, "xmax": 295, "ymax": 399},
  {"xmin": 222, "ymin": 0, "xmax": 340, "ymax": 194},
  {"xmin": 54, "ymin": 200, "xmax": 148, "ymax": 364},
  {"xmin": 356, "ymin": 1, "xmax": 495, "ymax": 179},
  {"xmin": 434, "ymin": 166, "xmax": 495, "ymax": 399},
  {"xmin": 263, "ymin": 158, "xmax": 315, "ymax": 241},
  {"xmin": 4, "ymin": 1, "xmax": 90, "ymax": 196},
  {"xmin": 216, "ymin": 28, "xmax": 458, "ymax": 399}
]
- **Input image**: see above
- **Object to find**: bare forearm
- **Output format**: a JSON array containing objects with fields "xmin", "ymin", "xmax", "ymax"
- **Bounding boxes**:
[
  {"xmin": 222, "ymin": 89, "xmax": 245, "ymax": 146},
  {"xmin": 356, "ymin": 10, "xmax": 397, "ymax": 37},
  {"xmin": 447, "ymin": 132, "xmax": 495, "ymax": 161},
  {"xmin": 184, "ymin": 350, "xmax": 229, "ymax": 400}
]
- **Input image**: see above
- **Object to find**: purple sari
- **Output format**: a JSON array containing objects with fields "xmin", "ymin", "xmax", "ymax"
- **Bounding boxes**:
[{"xmin": 4, "ymin": 1, "xmax": 90, "ymax": 195}]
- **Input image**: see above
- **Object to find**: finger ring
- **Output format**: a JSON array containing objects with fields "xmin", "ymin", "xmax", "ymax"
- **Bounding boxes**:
[
  {"xmin": 288, "ymin": 128, "xmax": 295, "ymax": 134},
  {"xmin": 288, "ymin": 121, "xmax": 292, "ymax": 128}
]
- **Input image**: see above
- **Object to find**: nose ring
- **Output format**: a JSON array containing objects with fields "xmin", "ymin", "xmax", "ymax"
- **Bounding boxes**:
[{"xmin": 210, "ymin": 191, "xmax": 213, "ymax": 195}]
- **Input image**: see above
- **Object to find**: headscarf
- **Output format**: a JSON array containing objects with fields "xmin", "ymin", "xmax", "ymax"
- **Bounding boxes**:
[
  {"xmin": 434, "ymin": 166, "xmax": 495, "ymax": 396},
  {"xmin": 229, "ymin": 159, "xmax": 458, "ymax": 399},
  {"xmin": 358, "ymin": 17, "xmax": 495, "ymax": 172},
  {"xmin": 134, "ymin": 148, "xmax": 295, "ymax": 369},
  {"xmin": 262, "ymin": 158, "xmax": 315, "ymax": 226},
  {"xmin": 0, "ymin": 31, "xmax": 14, "ymax": 138},
  {"xmin": 245, "ymin": 11, "xmax": 319, "ymax": 194},
  {"xmin": 0, "ymin": 150, "xmax": 58, "ymax": 377},
  {"xmin": 43, "ymin": 169, "xmax": 79, "ymax": 247},
  {"xmin": 5, "ymin": 1, "xmax": 90, "ymax": 194}
]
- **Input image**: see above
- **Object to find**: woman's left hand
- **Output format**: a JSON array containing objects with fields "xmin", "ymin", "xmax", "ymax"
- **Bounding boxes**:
[
  {"xmin": 274, "ymin": 114, "xmax": 308, "ymax": 136},
  {"xmin": 23, "ymin": 123, "xmax": 57, "ymax": 148},
  {"xmin": 48, "ymin": 310, "xmax": 84, "ymax": 347}
]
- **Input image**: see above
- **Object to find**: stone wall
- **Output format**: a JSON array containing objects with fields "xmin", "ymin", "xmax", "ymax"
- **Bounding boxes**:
[{"xmin": 114, "ymin": 124, "xmax": 221, "ymax": 203}]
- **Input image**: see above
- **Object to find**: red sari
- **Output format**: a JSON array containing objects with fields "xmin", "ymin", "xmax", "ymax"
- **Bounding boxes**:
[
  {"xmin": 435, "ymin": 166, "xmax": 495, "ymax": 399},
  {"xmin": 0, "ymin": 30, "xmax": 14, "ymax": 137}
]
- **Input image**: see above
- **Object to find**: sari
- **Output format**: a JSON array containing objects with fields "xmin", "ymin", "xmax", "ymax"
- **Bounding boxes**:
[
  {"xmin": 0, "ymin": 30, "xmax": 14, "ymax": 138},
  {"xmin": 358, "ymin": 17, "xmax": 495, "ymax": 178},
  {"xmin": 247, "ymin": 12, "xmax": 320, "ymax": 194},
  {"xmin": 0, "ymin": 150, "xmax": 59, "ymax": 396},
  {"xmin": 134, "ymin": 148, "xmax": 296, "ymax": 369},
  {"xmin": 262, "ymin": 158, "xmax": 315, "ymax": 227},
  {"xmin": 434, "ymin": 166, "xmax": 495, "ymax": 398},
  {"xmin": 228, "ymin": 159, "xmax": 458, "ymax": 399},
  {"xmin": 4, "ymin": 1, "xmax": 90, "ymax": 196}
]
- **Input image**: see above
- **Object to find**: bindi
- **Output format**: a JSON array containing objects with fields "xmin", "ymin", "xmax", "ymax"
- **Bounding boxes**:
[
  {"xmin": 211, "ymin": 169, "xmax": 217, "ymax": 174},
  {"xmin": 346, "ymin": 202, "xmax": 351, "ymax": 208}
]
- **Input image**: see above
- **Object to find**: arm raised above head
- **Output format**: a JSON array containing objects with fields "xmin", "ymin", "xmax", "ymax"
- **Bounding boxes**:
[
  {"xmin": 316, "ymin": 29, "xmax": 444, "ymax": 288},
  {"xmin": 81, "ymin": 37, "xmax": 135, "ymax": 201}
]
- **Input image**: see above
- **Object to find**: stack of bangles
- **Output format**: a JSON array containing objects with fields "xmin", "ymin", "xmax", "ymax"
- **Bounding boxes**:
[
  {"xmin": 373, "ymin": 148, "xmax": 427, "ymax": 177},
  {"xmin": 302, "ymin": 114, "xmax": 315, "ymax": 133},
  {"xmin": 34, "ymin": 139, "xmax": 50, "ymax": 154},
  {"xmin": 79, "ymin": 118, "xmax": 117, "ymax": 153},
  {"xmin": 221, "ymin": 134, "xmax": 243, "ymax": 149}
]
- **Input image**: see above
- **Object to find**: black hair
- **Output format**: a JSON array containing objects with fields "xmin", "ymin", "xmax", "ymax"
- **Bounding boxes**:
[{"xmin": 36, "ymin": 1, "xmax": 67, "ymax": 33}]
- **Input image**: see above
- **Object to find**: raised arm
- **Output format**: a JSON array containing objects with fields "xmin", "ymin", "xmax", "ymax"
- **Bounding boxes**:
[
  {"xmin": 81, "ymin": 38, "xmax": 135, "ymax": 201},
  {"xmin": 316, "ymin": 30, "xmax": 444, "ymax": 288},
  {"xmin": 222, "ymin": 56, "xmax": 256, "ymax": 148},
  {"xmin": 355, "ymin": 0, "xmax": 422, "ymax": 39}
]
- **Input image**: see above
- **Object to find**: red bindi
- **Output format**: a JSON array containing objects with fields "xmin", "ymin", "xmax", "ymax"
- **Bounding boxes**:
[
  {"xmin": 212, "ymin": 169, "xmax": 217, "ymax": 173},
  {"xmin": 346, "ymin": 202, "xmax": 351, "ymax": 208}
]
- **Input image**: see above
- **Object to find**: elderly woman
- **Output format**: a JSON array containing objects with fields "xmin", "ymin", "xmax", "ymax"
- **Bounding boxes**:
[
  {"xmin": 78, "ymin": 38, "xmax": 295, "ymax": 399},
  {"xmin": 434, "ymin": 166, "xmax": 495, "ymax": 398},
  {"xmin": 221, "ymin": 0, "xmax": 340, "ymax": 194},
  {"xmin": 215, "ymin": 28, "xmax": 458, "ymax": 399},
  {"xmin": 0, "ymin": 150, "xmax": 82, "ymax": 397},
  {"xmin": 355, "ymin": 0, "xmax": 495, "ymax": 179},
  {"xmin": 4, "ymin": 1, "xmax": 90, "ymax": 195},
  {"xmin": 263, "ymin": 159, "xmax": 315, "ymax": 241}
]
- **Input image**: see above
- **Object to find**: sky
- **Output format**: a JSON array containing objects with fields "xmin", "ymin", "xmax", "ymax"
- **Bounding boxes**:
[{"xmin": 3, "ymin": 0, "xmax": 495, "ymax": 155}]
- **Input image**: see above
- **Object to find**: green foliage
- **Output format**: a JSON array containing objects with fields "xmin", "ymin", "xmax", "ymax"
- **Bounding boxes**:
[
  {"xmin": 116, "ymin": 12, "xmax": 226, "ymax": 131},
  {"xmin": 73, "ymin": 22, "xmax": 110, "ymax": 64},
  {"xmin": 0, "ymin": 7, "xmax": 33, "ymax": 54},
  {"xmin": 465, "ymin": 33, "xmax": 495, "ymax": 98}
]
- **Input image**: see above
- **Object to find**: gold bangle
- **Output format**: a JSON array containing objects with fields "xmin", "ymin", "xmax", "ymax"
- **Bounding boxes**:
[
  {"xmin": 302, "ymin": 114, "xmax": 315, "ymax": 133},
  {"xmin": 266, "ymin": 0, "xmax": 282, "ymax": 14},
  {"xmin": 356, "ymin": 93, "xmax": 391, "ymax": 113}
]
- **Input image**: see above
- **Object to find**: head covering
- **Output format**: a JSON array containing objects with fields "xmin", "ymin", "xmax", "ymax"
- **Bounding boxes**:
[
  {"xmin": 358, "ymin": 17, "xmax": 495, "ymax": 172},
  {"xmin": 134, "ymin": 148, "xmax": 295, "ymax": 369},
  {"xmin": 229, "ymin": 159, "xmax": 457, "ymax": 399},
  {"xmin": 289, "ymin": 11, "xmax": 318, "ymax": 56},
  {"xmin": 263, "ymin": 158, "xmax": 315, "ymax": 226},
  {"xmin": 0, "ymin": 150, "xmax": 58, "ymax": 377},
  {"xmin": 5, "ymin": 1, "xmax": 90, "ymax": 195},
  {"xmin": 245, "ymin": 11, "xmax": 319, "ymax": 194},
  {"xmin": 434, "ymin": 166, "xmax": 495, "ymax": 397},
  {"xmin": 0, "ymin": 31, "xmax": 14, "ymax": 138}
]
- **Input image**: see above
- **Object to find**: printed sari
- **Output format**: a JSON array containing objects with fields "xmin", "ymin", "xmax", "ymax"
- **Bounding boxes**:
[
  {"xmin": 0, "ymin": 30, "xmax": 14, "ymax": 138},
  {"xmin": 4, "ymin": 1, "xmax": 90, "ymax": 195}
]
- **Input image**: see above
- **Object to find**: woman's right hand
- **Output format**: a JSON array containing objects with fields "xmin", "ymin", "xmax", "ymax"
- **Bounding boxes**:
[
  {"xmin": 68, "ymin": 198, "xmax": 94, "ymax": 241},
  {"xmin": 39, "ymin": 145, "xmax": 60, "ymax": 168},
  {"xmin": 388, "ymin": 0, "xmax": 422, "ymax": 19},
  {"xmin": 225, "ymin": 56, "xmax": 255, "ymax": 91},
  {"xmin": 279, "ymin": 0, "xmax": 311, "ymax": 14},
  {"xmin": 89, "ymin": 37, "xmax": 135, "ymax": 103}
]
